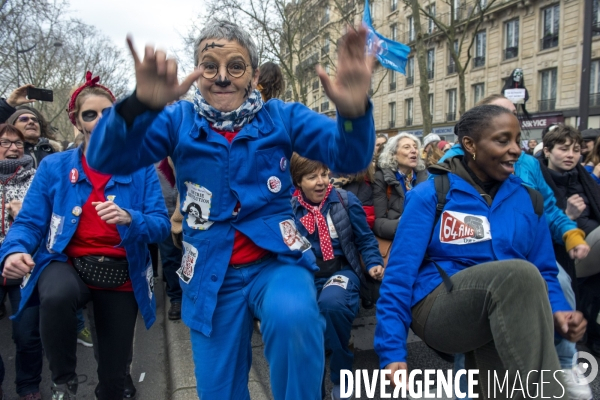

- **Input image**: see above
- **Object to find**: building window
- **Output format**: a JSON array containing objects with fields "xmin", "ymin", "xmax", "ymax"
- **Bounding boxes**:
[
  {"xmin": 447, "ymin": 89, "xmax": 457, "ymax": 121},
  {"xmin": 428, "ymin": 93, "xmax": 434, "ymax": 120},
  {"xmin": 405, "ymin": 98, "xmax": 413, "ymax": 126},
  {"xmin": 390, "ymin": 0, "xmax": 397, "ymax": 12},
  {"xmin": 407, "ymin": 16, "xmax": 415, "ymax": 42},
  {"xmin": 321, "ymin": 35, "xmax": 330, "ymax": 57},
  {"xmin": 594, "ymin": 0, "xmax": 600, "ymax": 36},
  {"xmin": 427, "ymin": 49, "xmax": 435, "ymax": 79},
  {"xmin": 591, "ymin": 60, "xmax": 600, "ymax": 106},
  {"xmin": 473, "ymin": 83, "xmax": 485, "ymax": 105},
  {"xmin": 448, "ymin": 40, "xmax": 458, "ymax": 74},
  {"xmin": 474, "ymin": 31, "xmax": 486, "ymax": 68},
  {"xmin": 321, "ymin": 100, "xmax": 330, "ymax": 112},
  {"xmin": 389, "ymin": 71, "xmax": 396, "ymax": 91},
  {"xmin": 389, "ymin": 102, "xmax": 396, "ymax": 128},
  {"xmin": 406, "ymin": 57, "xmax": 414, "ymax": 85},
  {"xmin": 540, "ymin": 68, "xmax": 557, "ymax": 111},
  {"xmin": 453, "ymin": 0, "xmax": 461, "ymax": 21},
  {"xmin": 390, "ymin": 23, "xmax": 397, "ymax": 42},
  {"xmin": 477, "ymin": 0, "xmax": 487, "ymax": 12},
  {"xmin": 427, "ymin": 4, "xmax": 436, "ymax": 34},
  {"xmin": 541, "ymin": 4, "xmax": 559, "ymax": 50},
  {"xmin": 505, "ymin": 19, "xmax": 519, "ymax": 59}
]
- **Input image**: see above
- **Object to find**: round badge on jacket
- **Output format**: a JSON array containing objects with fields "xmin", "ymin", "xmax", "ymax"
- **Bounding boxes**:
[
  {"xmin": 267, "ymin": 176, "xmax": 282, "ymax": 193},
  {"xmin": 70, "ymin": 168, "xmax": 79, "ymax": 183},
  {"xmin": 280, "ymin": 157, "xmax": 288, "ymax": 172}
]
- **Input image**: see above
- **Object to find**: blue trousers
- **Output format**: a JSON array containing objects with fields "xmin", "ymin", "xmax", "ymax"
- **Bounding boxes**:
[
  {"xmin": 159, "ymin": 236, "xmax": 183, "ymax": 303},
  {"xmin": 189, "ymin": 258, "xmax": 325, "ymax": 400},
  {"xmin": 0, "ymin": 285, "xmax": 43, "ymax": 396},
  {"xmin": 315, "ymin": 269, "xmax": 360, "ymax": 385}
]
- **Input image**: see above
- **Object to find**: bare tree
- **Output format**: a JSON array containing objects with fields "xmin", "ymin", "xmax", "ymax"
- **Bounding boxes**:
[{"xmin": 418, "ymin": 0, "xmax": 497, "ymax": 116}]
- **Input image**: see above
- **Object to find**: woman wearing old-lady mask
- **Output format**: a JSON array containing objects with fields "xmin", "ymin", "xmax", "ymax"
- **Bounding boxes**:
[{"xmin": 85, "ymin": 20, "xmax": 376, "ymax": 400}]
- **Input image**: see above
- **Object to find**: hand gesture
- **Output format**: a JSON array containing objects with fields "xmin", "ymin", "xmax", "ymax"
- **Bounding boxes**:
[
  {"xmin": 369, "ymin": 265, "xmax": 384, "ymax": 281},
  {"xmin": 6, "ymin": 84, "xmax": 36, "ymax": 108},
  {"xmin": 554, "ymin": 311, "xmax": 587, "ymax": 342},
  {"xmin": 568, "ymin": 243, "xmax": 590, "ymax": 260},
  {"xmin": 317, "ymin": 25, "xmax": 374, "ymax": 118},
  {"xmin": 126, "ymin": 36, "xmax": 203, "ymax": 109},
  {"xmin": 2, "ymin": 252, "xmax": 35, "ymax": 279},
  {"xmin": 92, "ymin": 201, "xmax": 132, "ymax": 226},
  {"xmin": 6, "ymin": 200, "xmax": 23, "ymax": 218},
  {"xmin": 384, "ymin": 362, "xmax": 408, "ymax": 388},
  {"xmin": 565, "ymin": 194, "xmax": 586, "ymax": 221}
]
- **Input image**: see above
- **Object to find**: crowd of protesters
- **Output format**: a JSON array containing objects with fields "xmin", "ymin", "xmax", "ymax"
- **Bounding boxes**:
[{"xmin": 0, "ymin": 18, "xmax": 599, "ymax": 400}]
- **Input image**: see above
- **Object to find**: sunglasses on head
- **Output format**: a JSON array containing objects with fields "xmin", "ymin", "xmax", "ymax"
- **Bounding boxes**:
[{"xmin": 17, "ymin": 115, "xmax": 39, "ymax": 124}]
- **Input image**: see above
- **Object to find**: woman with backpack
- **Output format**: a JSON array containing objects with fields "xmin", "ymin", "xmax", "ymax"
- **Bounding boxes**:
[{"xmin": 375, "ymin": 105, "xmax": 585, "ymax": 398}]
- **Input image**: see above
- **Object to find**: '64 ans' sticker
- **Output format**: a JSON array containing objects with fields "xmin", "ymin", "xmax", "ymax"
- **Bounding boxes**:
[{"xmin": 439, "ymin": 210, "xmax": 491, "ymax": 245}]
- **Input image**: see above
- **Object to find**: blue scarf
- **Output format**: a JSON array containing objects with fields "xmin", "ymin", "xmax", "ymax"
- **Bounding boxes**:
[{"xmin": 193, "ymin": 88, "xmax": 263, "ymax": 132}]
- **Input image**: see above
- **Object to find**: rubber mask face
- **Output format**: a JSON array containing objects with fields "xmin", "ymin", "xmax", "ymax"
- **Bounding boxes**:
[{"xmin": 513, "ymin": 69, "xmax": 523, "ymax": 83}]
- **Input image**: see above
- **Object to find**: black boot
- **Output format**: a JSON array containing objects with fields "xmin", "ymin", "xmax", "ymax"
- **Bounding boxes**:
[{"xmin": 123, "ymin": 374, "xmax": 136, "ymax": 399}]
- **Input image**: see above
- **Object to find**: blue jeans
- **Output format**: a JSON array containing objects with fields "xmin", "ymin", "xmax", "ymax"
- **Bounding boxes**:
[
  {"xmin": 315, "ymin": 268, "xmax": 360, "ymax": 385},
  {"xmin": 0, "ymin": 285, "xmax": 43, "ymax": 396},
  {"xmin": 453, "ymin": 263, "xmax": 577, "ymax": 399},
  {"xmin": 189, "ymin": 257, "xmax": 325, "ymax": 400},
  {"xmin": 159, "ymin": 236, "xmax": 183, "ymax": 303}
]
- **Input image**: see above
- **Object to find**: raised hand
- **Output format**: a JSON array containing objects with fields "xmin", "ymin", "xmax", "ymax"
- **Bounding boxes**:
[
  {"xmin": 565, "ymin": 194, "xmax": 586, "ymax": 221},
  {"xmin": 317, "ymin": 25, "xmax": 374, "ymax": 118},
  {"xmin": 127, "ymin": 36, "xmax": 203, "ymax": 109},
  {"xmin": 7, "ymin": 84, "xmax": 36, "ymax": 108}
]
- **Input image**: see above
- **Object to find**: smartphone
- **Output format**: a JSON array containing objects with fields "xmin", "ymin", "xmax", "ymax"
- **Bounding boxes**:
[{"xmin": 27, "ymin": 87, "xmax": 53, "ymax": 102}]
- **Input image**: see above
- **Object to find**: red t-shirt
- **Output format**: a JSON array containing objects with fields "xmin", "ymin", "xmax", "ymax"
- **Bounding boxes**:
[
  {"xmin": 211, "ymin": 126, "xmax": 269, "ymax": 265},
  {"xmin": 64, "ymin": 156, "xmax": 132, "ymax": 291}
]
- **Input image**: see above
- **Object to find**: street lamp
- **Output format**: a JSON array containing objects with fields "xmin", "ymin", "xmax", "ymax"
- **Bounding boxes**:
[{"xmin": 16, "ymin": 40, "xmax": 63, "ymax": 86}]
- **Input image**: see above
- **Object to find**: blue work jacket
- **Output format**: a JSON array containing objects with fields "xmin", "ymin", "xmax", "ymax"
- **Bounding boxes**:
[
  {"xmin": 374, "ymin": 172, "xmax": 571, "ymax": 367},
  {"xmin": 86, "ymin": 99, "xmax": 375, "ymax": 335},
  {"xmin": 0, "ymin": 148, "xmax": 170, "ymax": 328},
  {"xmin": 440, "ymin": 145, "xmax": 576, "ymax": 245}
]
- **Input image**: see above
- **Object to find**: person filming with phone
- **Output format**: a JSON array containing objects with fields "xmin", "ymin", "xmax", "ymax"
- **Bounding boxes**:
[{"xmin": 0, "ymin": 84, "xmax": 60, "ymax": 167}]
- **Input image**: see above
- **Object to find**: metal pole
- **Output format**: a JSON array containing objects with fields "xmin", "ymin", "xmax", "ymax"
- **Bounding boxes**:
[{"xmin": 579, "ymin": 0, "xmax": 593, "ymax": 131}]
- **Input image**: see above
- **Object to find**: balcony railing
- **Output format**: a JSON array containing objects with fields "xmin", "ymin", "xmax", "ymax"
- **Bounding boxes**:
[
  {"xmin": 405, "ymin": 118, "xmax": 413, "ymax": 126},
  {"xmin": 541, "ymin": 33, "xmax": 559, "ymax": 50},
  {"xmin": 538, "ymin": 99, "xmax": 556, "ymax": 112},
  {"xmin": 427, "ymin": 69, "xmax": 434, "ymax": 80},
  {"xmin": 446, "ymin": 112, "xmax": 456, "ymax": 122},
  {"xmin": 295, "ymin": 53, "xmax": 319, "ymax": 74},
  {"xmin": 447, "ymin": 63, "xmax": 457, "ymax": 74},
  {"xmin": 406, "ymin": 76, "xmax": 414, "ymax": 86},
  {"xmin": 504, "ymin": 46, "xmax": 518, "ymax": 60},
  {"xmin": 389, "ymin": 82, "xmax": 396, "ymax": 91},
  {"xmin": 591, "ymin": 93, "xmax": 600, "ymax": 107},
  {"xmin": 388, "ymin": 120, "xmax": 396, "ymax": 128},
  {"xmin": 312, "ymin": 80, "xmax": 319, "ymax": 91},
  {"xmin": 473, "ymin": 56, "xmax": 485, "ymax": 68}
]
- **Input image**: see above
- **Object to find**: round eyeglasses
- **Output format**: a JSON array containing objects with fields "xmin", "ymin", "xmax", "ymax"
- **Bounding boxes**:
[{"xmin": 199, "ymin": 61, "xmax": 248, "ymax": 79}]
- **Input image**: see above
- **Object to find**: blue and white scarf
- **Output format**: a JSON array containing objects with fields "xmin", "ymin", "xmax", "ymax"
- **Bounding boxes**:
[{"xmin": 193, "ymin": 88, "xmax": 264, "ymax": 132}]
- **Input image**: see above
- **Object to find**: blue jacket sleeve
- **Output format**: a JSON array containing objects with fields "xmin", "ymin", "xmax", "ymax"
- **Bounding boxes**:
[
  {"xmin": 374, "ymin": 185, "xmax": 437, "ymax": 366},
  {"xmin": 0, "ymin": 159, "xmax": 53, "ymax": 265},
  {"xmin": 585, "ymin": 165, "xmax": 600, "ymax": 184},
  {"xmin": 526, "ymin": 209, "xmax": 571, "ymax": 313},
  {"xmin": 279, "ymin": 100, "xmax": 375, "ymax": 174},
  {"xmin": 117, "ymin": 166, "xmax": 171, "ymax": 246},
  {"xmin": 346, "ymin": 192, "xmax": 383, "ymax": 270},
  {"xmin": 87, "ymin": 100, "xmax": 181, "ymax": 175}
]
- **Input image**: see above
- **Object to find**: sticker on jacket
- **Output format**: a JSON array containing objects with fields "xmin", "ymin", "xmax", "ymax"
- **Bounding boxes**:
[
  {"xmin": 145, "ymin": 261, "xmax": 154, "ymax": 300},
  {"xmin": 279, "ymin": 219, "xmax": 312, "ymax": 252},
  {"xmin": 323, "ymin": 274, "xmax": 349, "ymax": 290},
  {"xmin": 326, "ymin": 211, "xmax": 338, "ymax": 239},
  {"xmin": 177, "ymin": 241, "xmax": 198, "ymax": 284},
  {"xmin": 182, "ymin": 182, "xmax": 214, "ymax": 230},
  {"xmin": 21, "ymin": 271, "xmax": 32, "ymax": 289},
  {"xmin": 47, "ymin": 213, "xmax": 64, "ymax": 252},
  {"xmin": 440, "ymin": 210, "xmax": 491, "ymax": 245}
]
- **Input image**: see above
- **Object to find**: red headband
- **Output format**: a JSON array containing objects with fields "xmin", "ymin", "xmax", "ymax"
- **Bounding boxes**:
[{"xmin": 68, "ymin": 71, "xmax": 116, "ymax": 125}]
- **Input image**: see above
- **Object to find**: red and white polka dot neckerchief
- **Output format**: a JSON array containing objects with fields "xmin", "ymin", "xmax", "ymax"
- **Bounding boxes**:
[{"xmin": 296, "ymin": 184, "xmax": 335, "ymax": 261}]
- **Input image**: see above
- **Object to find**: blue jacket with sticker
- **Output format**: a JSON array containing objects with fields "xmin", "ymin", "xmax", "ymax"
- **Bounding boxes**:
[
  {"xmin": 86, "ymin": 99, "xmax": 375, "ymax": 336},
  {"xmin": 0, "ymin": 148, "xmax": 170, "ymax": 329},
  {"xmin": 439, "ymin": 145, "xmax": 577, "ymax": 245},
  {"xmin": 374, "ymin": 172, "xmax": 571, "ymax": 367}
]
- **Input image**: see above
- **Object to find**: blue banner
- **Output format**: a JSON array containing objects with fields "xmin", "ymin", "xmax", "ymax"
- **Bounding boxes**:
[{"xmin": 363, "ymin": 0, "xmax": 411, "ymax": 74}]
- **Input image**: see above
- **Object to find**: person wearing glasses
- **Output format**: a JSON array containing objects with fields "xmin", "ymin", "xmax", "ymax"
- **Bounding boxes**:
[
  {"xmin": 0, "ymin": 123, "xmax": 43, "ymax": 400},
  {"xmin": 0, "ymin": 73, "xmax": 170, "ymax": 400},
  {"xmin": 1, "ymin": 85, "xmax": 61, "ymax": 167},
  {"xmin": 85, "ymin": 20, "xmax": 375, "ymax": 400}
]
